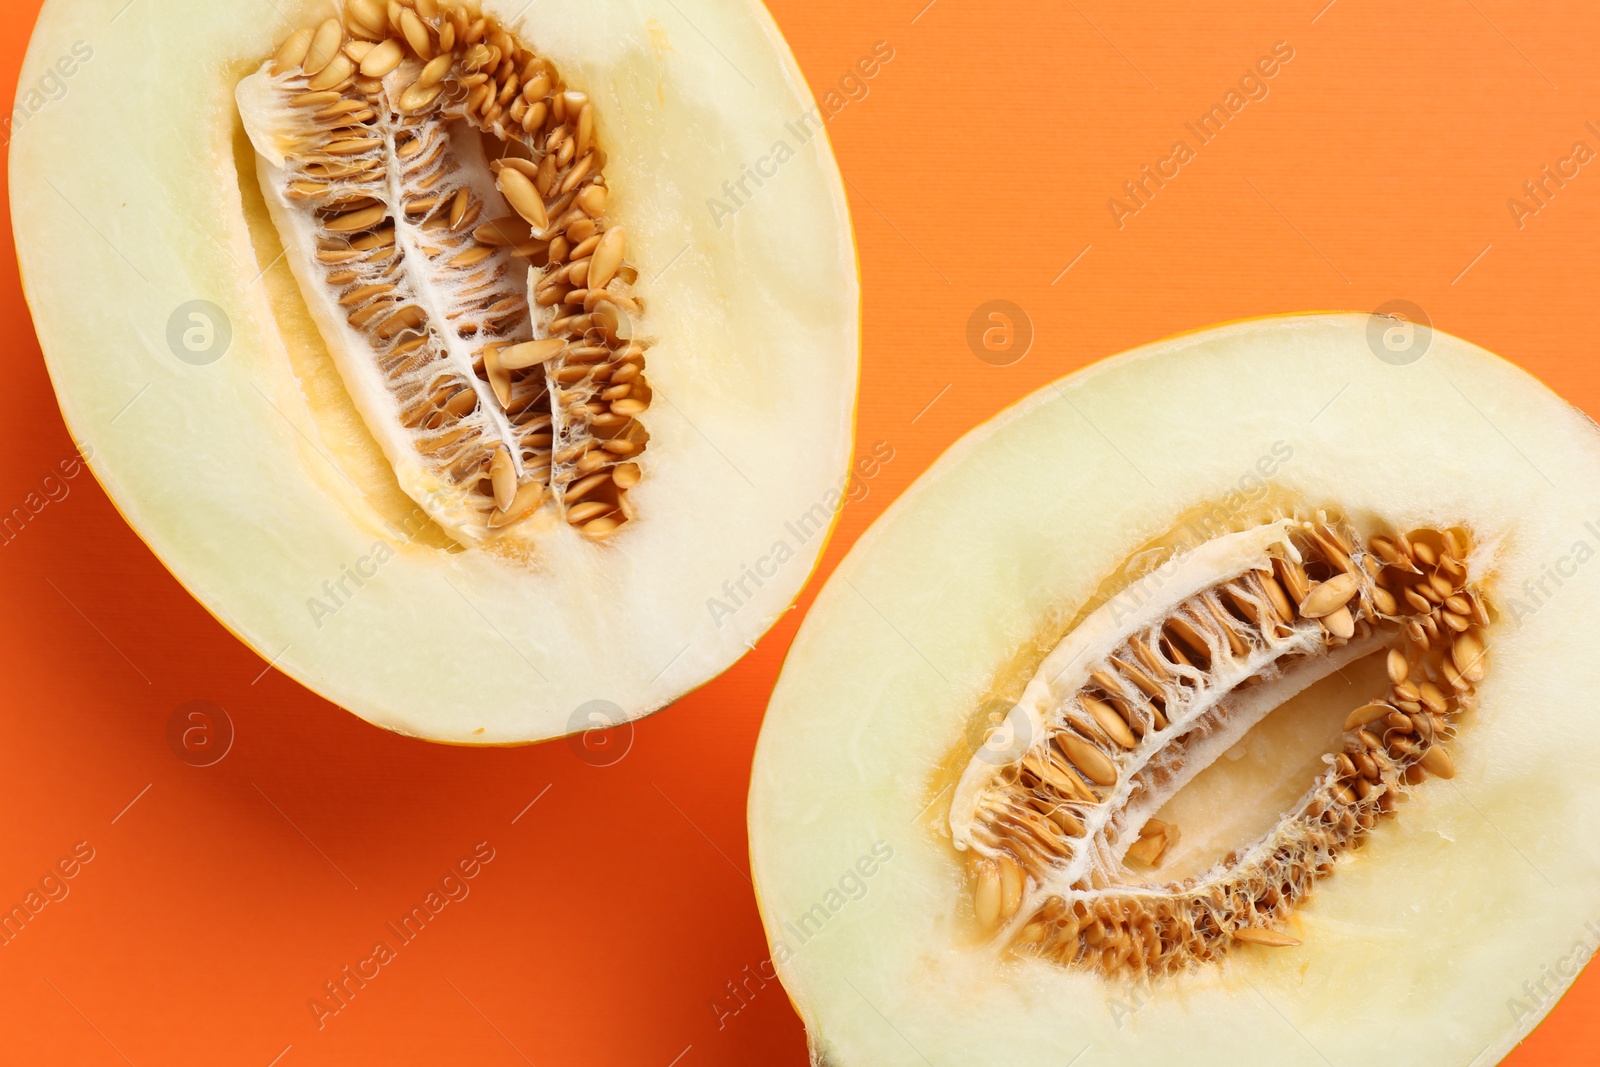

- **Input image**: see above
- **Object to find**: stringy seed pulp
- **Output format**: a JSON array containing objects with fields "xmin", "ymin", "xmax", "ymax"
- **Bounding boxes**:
[
  {"xmin": 244, "ymin": 0, "xmax": 649, "ymax": 544},
  {"xmin": 951, "ymin": 514, "xmax": 1488, "ymax": 976}
]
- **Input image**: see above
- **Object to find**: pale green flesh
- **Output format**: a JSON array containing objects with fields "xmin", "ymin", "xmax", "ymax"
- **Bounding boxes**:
[
  {"xmin": 14, "ymin": 0, "xmax": 859, "ymax": 742},
  {"xmin": 750, "ymin": 314, "xmax": 1600, "ymax": 1066}
]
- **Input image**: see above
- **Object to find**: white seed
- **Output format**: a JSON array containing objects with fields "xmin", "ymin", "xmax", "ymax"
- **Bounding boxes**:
[
  {"xmin": 1057, "ymin": 734, "xmax": 1116, "ymax": 787},
  {"xmin": 611, "ymin": 462, "xmax": 642, "ymax": 489},
  {"xmin": 577, "ymin": 183, "xmax": 607, "ymax": 217},
  {"xmin": 1299, "ymin": 572, "xmax": 1361, "ymax": 618},
  {"xmin": 274, "ymin": 28, "xmax": 315, "ymax": 74},
  {"xmin": 1081, "ymin": 695, "xmax": 1136, "ymax": 750},
  {"xmin": 489, "ymin": 447, "xmax": 516, "ymax": 511},
  {"xmin": 483, "ymin": 346, "xmax": 512, "ymax": 408},
  {"xmin": 498, "ymin": 167, "xmax": 549, "ymax": 231},
  {"xmin": 500, "ymin": 338, "xmax": 567, "ymax": 369},
  {"xmin": 998, "ymin": 855, "xmax": 1024, "ymax": 922},
  {"xmin": 1453, "ymin": 630, "xmax": 1487, "ymax": 682},
  {"xmin": 346, "ymin": 0, "xmax": 386, "ymax": 37},
  {"xmin": 419, "ymin": 53, "xmax": 454, "ymax": 88},
  {"xmin": 1342, "ymin": 702, "xmax": 1393, "ymax": 732},
  {"xmin": 1419, "ymin": 744, "xmax": 1456, "ymax": 780},
  {"xmin": 400, "ymin": 9, "xmax": 435, "ymax": 59},
  {"xmin": 359, "ymin": 38, "xmax": 405, "ymax": 78},
  {"xmin": 398, "ymin": 81, "xmax": 445, "ymax": 112},
  {"xmin": 1320, "ymin": 605, "xmax": 1354, "ymax": 639},
  {"xmin": 589, "ymin": 226, "xmax": 625, "ymax": 290},
  {"xmin": 1385, "ymin": 647, "xmax": 1408, "ymax": 684},
  {"xmin": 303, "ymin": 19, "xmax": 344, "ymax": 76},
  {"xmin": 307, "ymin": 53, "xmax": 355, "ymax": 92}
]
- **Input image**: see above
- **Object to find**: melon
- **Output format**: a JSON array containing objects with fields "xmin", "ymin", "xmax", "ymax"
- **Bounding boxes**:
[
  {"xmin": 12, "ymin": 0, "xmax": 858, "ymax": 743},
  {"xmin": 749, "ymin": 314, "xmax": 1600, "ymax": 1065}
]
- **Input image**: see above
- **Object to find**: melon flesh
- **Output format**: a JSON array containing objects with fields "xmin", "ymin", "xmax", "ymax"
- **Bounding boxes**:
[
  {"xmin": 749, "ymin": 314, "xmax": 1600, "ymax": 1066},
  {"xmin": 12, "ymin": 0, "xmax": 858, "ymax": 743}
]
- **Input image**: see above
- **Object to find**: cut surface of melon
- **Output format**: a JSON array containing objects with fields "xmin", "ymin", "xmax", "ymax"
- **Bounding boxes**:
[
  {"xmin": 13, "ymin": 0, "xmax": 858, "ymax": 743},
  {"xmin": 749, "ymin": 314, "xmax": 1600, "ymax": 1066}
]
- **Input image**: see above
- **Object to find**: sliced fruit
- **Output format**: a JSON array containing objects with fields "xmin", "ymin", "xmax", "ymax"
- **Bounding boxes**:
[
  {"xmin": 13, "ymin": 0, "xmax": 858, "ymax": 742},
  {"xmin": 750, "ymin": 314, "xmax": 1600, "ymax": 1066}
]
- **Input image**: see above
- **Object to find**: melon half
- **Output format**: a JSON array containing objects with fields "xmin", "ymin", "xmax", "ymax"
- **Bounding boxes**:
[
  {"xmin": 12, "ymin": 0, "xmax": 858, "ymax": 742},
  {"xmin": 749, "ymin": 314, "xmax": 1600, "ymax": 1065}
]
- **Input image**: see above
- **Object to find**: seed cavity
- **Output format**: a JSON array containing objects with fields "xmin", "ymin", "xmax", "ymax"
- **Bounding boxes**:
[
  {"xmin": 240, "ymin": 0, "xmax": 652, "ymax": 545},
  {"xmin": 949, "ymin": 514, "xmax": 1488, "ymax": 976}
]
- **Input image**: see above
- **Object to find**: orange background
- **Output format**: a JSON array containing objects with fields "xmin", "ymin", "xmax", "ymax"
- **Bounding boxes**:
[{"xmin": 3, "ymin": 1, "xmax": 1600, "ymax": 1064}]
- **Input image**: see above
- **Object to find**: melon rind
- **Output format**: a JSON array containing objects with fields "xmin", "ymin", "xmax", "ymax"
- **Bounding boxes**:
[
  {"xmin": 12, "ymin": 0, "xmax": 859, "ymax": 743},
  {"xmin": 749, "ymin": 314, "xmax": 1600, "ymax": 1066}
]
